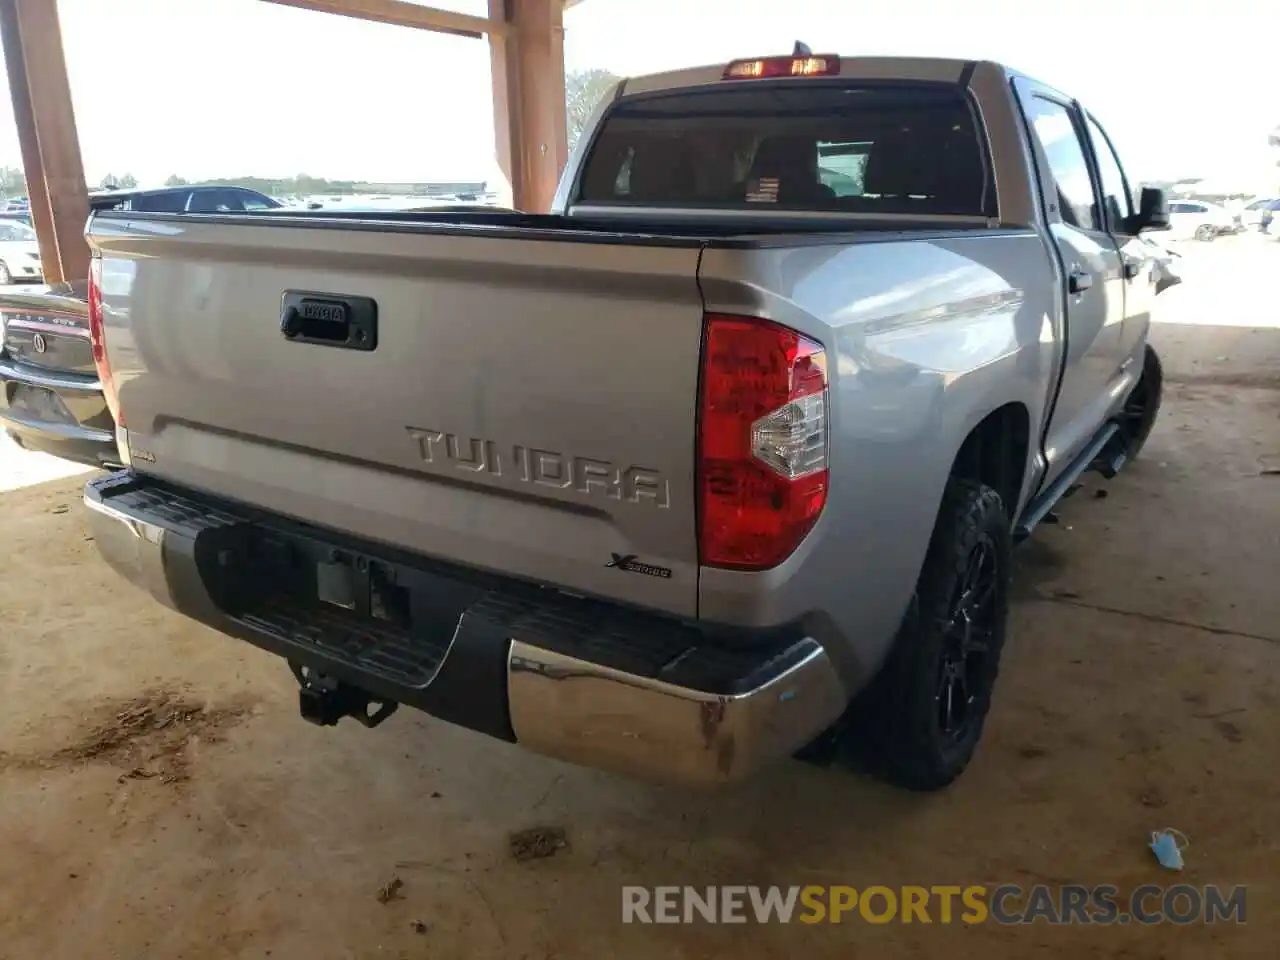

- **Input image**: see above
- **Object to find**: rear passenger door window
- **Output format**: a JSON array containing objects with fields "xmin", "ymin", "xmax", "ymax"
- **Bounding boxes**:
[
  {"xmin": 186, "ymin": 190, "xmax": 245, "ymax": 213},
  {"xmin": 132, "ymin": 191, "xmax": 188, "ymax": 213},
  {"xmin": 238, "ymin": 191, "xmax": 277, "ymax": 211},
  {"xmin": 1022, "ymin": 97, "xmax": 1100, "ymax": 231},
  {"xmin": 214, "ymin": 191, "xmax": 247, "ymax": 212}
]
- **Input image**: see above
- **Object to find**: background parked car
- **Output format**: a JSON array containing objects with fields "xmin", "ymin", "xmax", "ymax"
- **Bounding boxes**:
[
  {"xmin": 1257, "ymin": 199, "xmax": 1280, "ymax": 234},
  {"xmin": 1166, "ymin": 200, "xmax": 1238, "ymax": 241},
  {"xmin": 90, "ymin": 184, "xmax": 282, "ymax": 213},
  {"xmin": 0, "ymin": 281, "xmax": 118, "ymax": 467},
  {"xmin": 1240, "ymin": 196, "xmax": 1278, "ymax": 230},
  {"xmin": 0, "ymin": 219, "xmax": 43, "ymax": 284},
  {"xmin": 0, "ymin": 185, "xmax": 287, "ymax": 466}
]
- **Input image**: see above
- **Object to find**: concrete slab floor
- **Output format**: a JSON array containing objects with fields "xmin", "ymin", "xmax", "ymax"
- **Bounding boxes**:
[{"xmin": 0, "ymin": 239, "xmax": 1276, "ymax": 959}]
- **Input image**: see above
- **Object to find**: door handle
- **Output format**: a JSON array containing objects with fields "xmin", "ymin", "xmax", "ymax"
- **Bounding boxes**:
[
  {"xmin": 280, "ymin": 292, "xmax": 378, "ymax": 351},
  {"xmin": 1123, "ymin": 260, "xmax": 1140, "ymax": 280},
  {"xmin": 1068, "ymin": 270, "xmax": 1093, "ymax": 294}
]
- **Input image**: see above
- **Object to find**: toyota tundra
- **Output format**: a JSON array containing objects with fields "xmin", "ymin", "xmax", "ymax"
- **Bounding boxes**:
[{"xmin": 81, "ymin": 53, "xmax": 1168, "ymax": 790}]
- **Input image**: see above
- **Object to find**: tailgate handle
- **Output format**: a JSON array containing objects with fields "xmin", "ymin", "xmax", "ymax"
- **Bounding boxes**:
[{"xmin": 280, "ymin": 292, "xmax": 377, "ymax": 351}]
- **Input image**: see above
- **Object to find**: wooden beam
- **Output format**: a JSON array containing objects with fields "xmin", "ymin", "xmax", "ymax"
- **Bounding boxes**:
[
  {"xmin": 488, "ymin": 0, "xmax": 566, "ymax": 212},
  {"xmin": 259, "ymin": 0, "xmax": 501, "ymax": 39},
  {"xmin": 0, "ymin": 0, "xmax": 90, "ymax": 285},
  {"xmin": 0, "ymin": 0, "xmax": 57, "ymax": 280}
]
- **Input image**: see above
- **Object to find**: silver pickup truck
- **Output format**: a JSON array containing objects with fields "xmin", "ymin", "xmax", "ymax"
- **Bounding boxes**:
[{"xmin": 83, "ymin": 53, "xmax": 1169, "ymax": 790}]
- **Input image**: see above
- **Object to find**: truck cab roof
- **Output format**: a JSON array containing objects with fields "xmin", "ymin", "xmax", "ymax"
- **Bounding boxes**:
[{"xmin": 614, "ymin": 55, "xmax": 1059, "ymax": 98}]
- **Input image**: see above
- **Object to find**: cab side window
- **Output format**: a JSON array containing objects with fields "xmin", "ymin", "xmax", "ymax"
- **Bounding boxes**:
[
  {"xmin": 1024, "ymin": 97, "xmax": 1101, "ymax": 232},
  {"xmin": 1085, "ymin": 115, "xmax": 1134, "ymax": 233}
]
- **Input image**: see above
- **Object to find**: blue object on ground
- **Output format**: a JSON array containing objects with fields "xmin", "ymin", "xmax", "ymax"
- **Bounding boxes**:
[{"xmin": 1150, "ymin": 828, "xmax": 1189, "ymax": 870}]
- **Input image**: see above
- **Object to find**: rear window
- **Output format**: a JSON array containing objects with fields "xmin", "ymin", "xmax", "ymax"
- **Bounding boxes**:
[{"xmin": 575, "ymin": 82, "xmax": 989, "ymax": 216}]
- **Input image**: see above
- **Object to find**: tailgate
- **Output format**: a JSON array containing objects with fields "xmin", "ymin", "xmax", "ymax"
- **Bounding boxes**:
[{"xmin": 90, "ymin": 216, "xmax": 706, "ymax": 617}]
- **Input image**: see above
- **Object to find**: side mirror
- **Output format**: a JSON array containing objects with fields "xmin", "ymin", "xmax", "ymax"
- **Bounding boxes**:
[{"xmin": 1129, "ymin": 187, "xmax": 1170, "ymax": 233}]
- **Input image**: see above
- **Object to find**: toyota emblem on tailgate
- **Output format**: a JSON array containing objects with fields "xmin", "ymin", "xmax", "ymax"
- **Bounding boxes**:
[{"xmin": 32, "ymin": 332, "xmax": 46, "ymax": 353}]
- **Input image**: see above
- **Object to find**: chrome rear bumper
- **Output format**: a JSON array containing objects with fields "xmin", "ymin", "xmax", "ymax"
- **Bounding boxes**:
[
  {"xmin": 507, "ymin": 642, "xmax": 847, "ymax": 785},
  {"xmin": 84, "ymin": 472, "xmax": 848, "ymax": 786}
]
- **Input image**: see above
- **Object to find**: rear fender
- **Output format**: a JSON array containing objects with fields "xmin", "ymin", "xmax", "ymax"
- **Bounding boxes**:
[{"xmin": 696, "ymin": 233, "xmax": 1056, "ymax": 691}]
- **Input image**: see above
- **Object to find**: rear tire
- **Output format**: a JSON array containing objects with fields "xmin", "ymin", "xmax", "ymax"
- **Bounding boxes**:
[
  {"xmin": 858, "ymin": 478, "xmax": 1012, "ymax": 791},
  {"xmin": 1117, "ymin": 343, "xmax": 1163, "ymax": 462}
]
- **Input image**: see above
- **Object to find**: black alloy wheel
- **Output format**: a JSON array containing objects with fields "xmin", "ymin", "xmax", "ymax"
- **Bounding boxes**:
[
  {"xmin": 936, "ymin": 533, "xmax": 999, "ymax": 744},
  {"xmin": 1116, "ymin": 344, "xmax": 1163, "ymax": 462}
]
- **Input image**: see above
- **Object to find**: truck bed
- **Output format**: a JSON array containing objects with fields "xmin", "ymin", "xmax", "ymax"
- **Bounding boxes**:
[{"xmin": 127, "ymin": 205, "xmax": 991, "ymax": 240}]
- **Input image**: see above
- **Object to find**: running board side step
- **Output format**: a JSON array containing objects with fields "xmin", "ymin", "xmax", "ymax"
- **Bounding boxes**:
[{"xmin": 1015, "ymin": 423, "xmax": 1119, "ymax": 541}]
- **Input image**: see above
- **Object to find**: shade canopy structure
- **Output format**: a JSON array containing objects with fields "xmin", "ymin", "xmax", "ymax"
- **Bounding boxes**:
[{"xmin": 0, "ymin": 0, "xmax": 574, "ymax": 283}]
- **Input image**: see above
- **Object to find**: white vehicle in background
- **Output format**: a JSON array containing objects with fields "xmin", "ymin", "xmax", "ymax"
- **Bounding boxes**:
[
  {"xmin": 1166, "ymin": 200, "xmax": 1236, "ymax": 241},
  {"xmin": 0, "ymin": 220, "xmax": 42, "ymax": 284}
]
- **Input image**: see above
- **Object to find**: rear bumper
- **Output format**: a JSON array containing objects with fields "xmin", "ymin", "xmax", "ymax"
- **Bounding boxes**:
[
  {"xmin": 84, "ymin": 471, "xmax": 848, "ymax": 786},
  {"xmin": 4, "ymin": 414, "xmax": 116, "ymax": 467},
  {"xmin": 0, "ymin": 356, "xmax": 119, "ymax": 467}
]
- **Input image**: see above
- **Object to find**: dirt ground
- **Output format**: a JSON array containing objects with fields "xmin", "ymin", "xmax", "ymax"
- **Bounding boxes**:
[{"xmin": 0, "ymin": 238, "xmax": 1277, "ymax": 959}]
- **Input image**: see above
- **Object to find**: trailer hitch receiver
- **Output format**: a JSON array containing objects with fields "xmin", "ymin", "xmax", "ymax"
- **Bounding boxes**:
[{"xmin": 290, "ymin": 663, "xmax": 399, "ymax": 728}]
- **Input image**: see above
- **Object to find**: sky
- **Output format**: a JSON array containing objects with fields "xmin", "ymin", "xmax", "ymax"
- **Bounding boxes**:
[{"xmin": 0, "ymin": 0, "xmax": 1276, "ymax": 190}]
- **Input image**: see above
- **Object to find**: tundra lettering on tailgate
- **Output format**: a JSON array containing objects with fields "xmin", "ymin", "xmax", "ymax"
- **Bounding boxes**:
[{"xmin": 407, "ymin": 427, "xmax": 670, "ymax": 507}]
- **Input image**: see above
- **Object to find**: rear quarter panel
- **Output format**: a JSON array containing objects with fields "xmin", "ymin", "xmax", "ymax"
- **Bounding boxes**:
[{"xmin": 698, "ymin": 232, "xmax": 1058, "ymax": 687}]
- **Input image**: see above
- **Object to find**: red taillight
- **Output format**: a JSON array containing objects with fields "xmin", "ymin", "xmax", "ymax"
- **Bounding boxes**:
[
  {"xmin": 88, "ymin": 257, "xmax": 124, "ymax": 427},
  {"xmin": 723, "ymin": 55, "xmax": 840, "ymax": 80},
  {"xmin": 698, "ymin": 314, "xmax": 829, "ymax": 570}
]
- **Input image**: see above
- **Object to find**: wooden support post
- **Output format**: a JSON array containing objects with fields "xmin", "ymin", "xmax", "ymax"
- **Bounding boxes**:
[
  {"xmin": 0, "ymin": 0, "xmax": 56, "ymax": 278},
  {"xmin": 489, "ymin": 0, "xmax": 566, "ymax": 212},
  {"xmin": 0, "ymin": 0, "xmax": 90, "ymax": 284}
]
